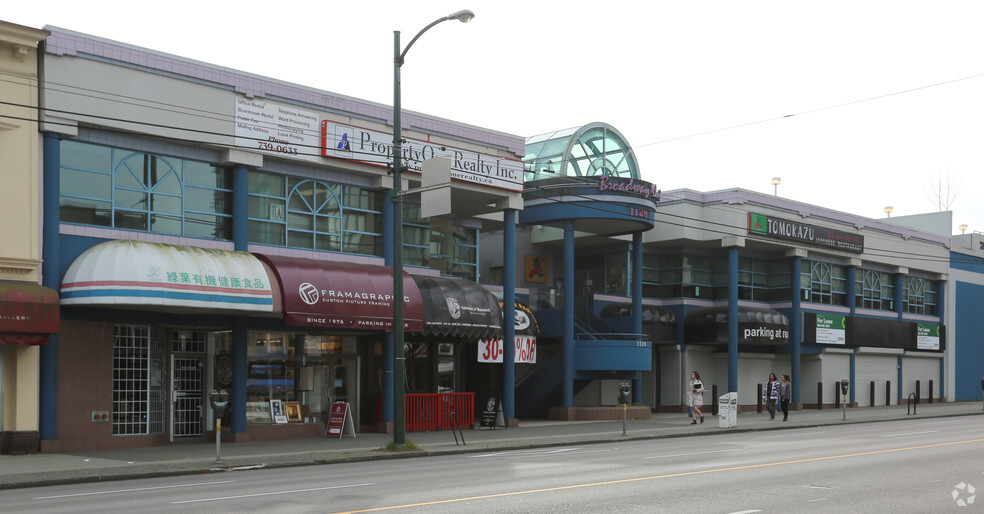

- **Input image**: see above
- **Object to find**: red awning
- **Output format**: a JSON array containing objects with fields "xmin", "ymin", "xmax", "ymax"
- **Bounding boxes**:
[
  {"xmin": 256, "ymin": 254, "xmax": 424, "ymax": 332},
  {"xmin": 0, "ymin": 282, "xmax": 60, "ymax": 344}
]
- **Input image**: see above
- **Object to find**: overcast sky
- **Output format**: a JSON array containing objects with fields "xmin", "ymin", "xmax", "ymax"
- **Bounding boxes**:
[{"xmin": 8, "ymin": 1, "xmax": 984, "ymax": 235}]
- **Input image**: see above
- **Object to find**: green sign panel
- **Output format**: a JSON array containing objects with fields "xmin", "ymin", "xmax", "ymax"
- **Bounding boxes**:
[{"xmin": 816, "ymin": 313, "xmax": 846, "ymax": 345}]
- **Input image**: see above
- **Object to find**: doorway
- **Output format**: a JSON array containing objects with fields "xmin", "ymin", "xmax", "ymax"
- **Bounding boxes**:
[{"xmin": 170, "ymin": 354, "xmax": 204, "ymax": 439}]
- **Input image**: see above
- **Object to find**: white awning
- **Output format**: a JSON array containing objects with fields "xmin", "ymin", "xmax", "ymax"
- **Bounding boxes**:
[{"xmin": 61, "ymin": 240, "xmax": 275, "ymax": 313}]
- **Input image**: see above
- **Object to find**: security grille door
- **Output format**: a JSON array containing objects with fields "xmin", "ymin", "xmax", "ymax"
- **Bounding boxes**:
[{"xmin": 171, "ymin": 356, "xmax": 204, "ymax": 437}]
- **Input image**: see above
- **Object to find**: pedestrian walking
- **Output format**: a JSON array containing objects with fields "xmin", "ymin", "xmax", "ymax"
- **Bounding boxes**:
[
  {"xmin": 762, "ymin": 372, "xmax": 780, "ymax": 421},
  {"xmin": 780, "ymin": 374, "xmax": 792, "ymax": 421},
  {"xmin": 688, "ymin": 371, "xmax": 706, "ymax": 424}
]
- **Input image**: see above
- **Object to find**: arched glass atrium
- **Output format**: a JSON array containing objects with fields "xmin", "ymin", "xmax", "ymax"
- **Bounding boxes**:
[{"xmin": 523, "ymin": 122, "xmax": 640, "ymax": 182}]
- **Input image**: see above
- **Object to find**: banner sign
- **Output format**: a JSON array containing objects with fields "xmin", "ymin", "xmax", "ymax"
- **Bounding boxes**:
[
  {"xmin": 321, "ymin": 120, "xmax": 524, "ymax": 192},
  {"xmin": 916, "ymin": 323, "xmax": 941, "ymax": 350},
  {"xmin": 748, "ymin": 213, "xmax": 864, "ymax": 253},
  {"xmin": 478, "ymin": 336, "xmax": 537, "ymax": 364},
  {"xmin": 235, "ymin": 98, "xmax": 321, "ymax": 162},
  {"xmin": 816, "ymin": 313, "xmax": 847, "ymax": 345}
]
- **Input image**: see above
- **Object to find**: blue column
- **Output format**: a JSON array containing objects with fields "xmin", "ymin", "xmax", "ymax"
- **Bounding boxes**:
[
  {"xmin": 563, "ymin": 220, "xmax": 575, "ymax": 407},
  {"xmin": 728, "ymin": 246, "xmax": 738, "ymax": 393},
  {"xmin": 40, "ymin": 132, "xmax": 61, "ymax": 441},
  {"xmin": 381, "ymin": 192, "xmax": 394, "ymax": 425},
  {"xmin": 846, "ymin": 265, "xmax": 857, "ymax": 315},
  {"xmin": 632, "ymin": 231, "xmax": 643, "ymax": 403},
  {"xmin": 791, "ymin": 256, "xmax": 802, "ymax": 404},
  {"xmin": 232, "ymin": 164, "xmax": 249, "ymax": 252},
  {"xmin": 894, "ymin": 273, "xmax": 904, "ymax": 401},
  {"xmin": 231, "ymin": 317, "xmax": 248, "ymax": 433},
  {"xmin": 502, "ymin": 209, "xmax": 517, "ymax": 421},
  {"xmin": 937, "ymin": 280, "xmax": 946, "ymax": 399},
  {"xmin": 847, "ymin": 264, "xmax": 857, "ymax": 403}
]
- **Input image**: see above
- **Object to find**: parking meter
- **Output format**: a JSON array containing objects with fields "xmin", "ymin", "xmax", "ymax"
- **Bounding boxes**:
[
  {"xmin": 617, "ymin": 382, "xmax": 631, "ymax": 435},
  {"xmin": 617, "ymin": 383, "xmax": 631, "ymax": 405},
  {"xmin": 840, "ymin": 380, "xmax": 849, "ymax": 421},
  {"xmin": 208, "ymin": 389, "xmax": 229, "ymax": 463}
]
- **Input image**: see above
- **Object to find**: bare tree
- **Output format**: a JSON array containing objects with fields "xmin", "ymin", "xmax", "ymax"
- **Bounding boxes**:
[{"xmin": 925, "ymin": 169, "xmax": 962, "ymax": 211}]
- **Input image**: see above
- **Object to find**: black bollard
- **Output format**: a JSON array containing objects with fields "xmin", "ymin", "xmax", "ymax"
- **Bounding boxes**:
[
  {"xmin": 712, "ymin": 384, "xmax": 719, "ymax": 416},
  {"xmin": 757, "ymin": 383, "xmax": 763, "ymax": 413},
  {"xmin": 915, "ymin": 380, "xmax": 921, "ymax": 405},
  {"xmin": 870, "ymin": 381, "xmax": 875, "ymax": 407},
  {"xmin": 886, "ymin": 380, "xmax": 891, "ymax": 406},
  {"xmin": 929, "ymin": 380, "xmax": 934, "ymax": 404},
  {"xmin": 818, "ymin": 382, "xmax": 823, "ymax": 410}
]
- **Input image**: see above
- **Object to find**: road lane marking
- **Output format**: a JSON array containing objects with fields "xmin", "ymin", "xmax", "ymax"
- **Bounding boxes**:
[
  {"xmin": 467, "ymin": 448, "xmax": 581, "ymax": 458},
  {"xmin": 808, "ymin": 498, "xmax": 829, "ymax": 502},
  {"xmin": 505, "ymin": 449, "xmax": 613, "ymax": 460},
  {"xmin": 726, "ymin": 510, "xmax": 762, "ymax": 513},
  {"xmin": 333, "ymin": 438, "xmax": 984, "ymax": 513},
  {"xmin": 646, "ymin": 448, "xmax": 745, "ymax": 459},
  {"xmin": 757, "ymin": 431, "xmax": 824, "ymax": 439},
  {"xmin": 34, "ymin": 480, "xmax": 237, "ymax": 500},
  {"xmin": 171, "ymin": 482, "xmax": 375, "ymax": 504},
  {"xmin": 879, "ymin": 430, "xmax": 938, "ymax": 438}
]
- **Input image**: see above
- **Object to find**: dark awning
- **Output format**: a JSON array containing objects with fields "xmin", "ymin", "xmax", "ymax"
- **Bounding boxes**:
[
  {"xmin": 0, "ymin": 282, "xmax": 60, "ymax": 344},
  {"xmin": 256, "ymin": 254, "xmax": 424, "ymax": 332},
  {"xmin": 599, "ymin": 302, "xmax": 677, "ymax": 324},
  {"xmin": 411, "ymin": 275, "xmax": 502, "ymax": 339},
  {"xmin": 684, "ymin": 305, "xmax": 789, "ymax": 345}
]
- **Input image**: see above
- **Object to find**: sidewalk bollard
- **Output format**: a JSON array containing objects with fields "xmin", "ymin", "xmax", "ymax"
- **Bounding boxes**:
[
  {"xmin": 757, "ymin": 383, "xmax": 763, "ymax": 413},
  {"xmin": 886, "ymin": 380, "xmax": 891, "ymax": 407},
  {"xmin": 870, "ymin": 381, "xmax": 875, "ymax": 407},
  {"xmin": 833, "ymin": 382, "xmax": 840, "ymax": 409},
  {"xmin": 929, "ymin": 380, "xmax": 934, "ymax": 404},
  {"xmin": 711, "ymin": 385, "xmax": 719, "ymax": 416},
  {"xmin": 915, "ymin": 380, "xmax": 921, "ymax": 405},
  {"xmin": 817, "ymin": 382, "xmax": 823, "ymax": 410}
]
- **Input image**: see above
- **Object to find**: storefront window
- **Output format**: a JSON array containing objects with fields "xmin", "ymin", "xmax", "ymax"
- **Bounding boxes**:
[
  {"xmin": 60, "ymin": 140, "xmax": 232, "ymax": 239},
  {"xmin": 246, "ymin": 333, "xmax": 356, "ymax": 424},
  {"xmin": 112, "ymin": 325, "xmax": 166, "ymax": 436}
]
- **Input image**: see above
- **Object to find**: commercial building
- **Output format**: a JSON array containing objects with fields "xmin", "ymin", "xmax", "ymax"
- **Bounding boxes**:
[{"xmin": 3, "ymin": 22, "xmax": 978, "ymax": 453}]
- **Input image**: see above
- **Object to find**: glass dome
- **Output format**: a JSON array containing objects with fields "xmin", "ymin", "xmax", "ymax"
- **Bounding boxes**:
[{"xmin": 524, "ymin": 122, "xmax": 640, "ymax": 182}]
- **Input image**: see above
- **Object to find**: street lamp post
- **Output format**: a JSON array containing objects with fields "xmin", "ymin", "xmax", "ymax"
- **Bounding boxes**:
[
  {"xmin": 771, "ymin": 177, "xmax": 781, "ymax": 196},
  {"xmin": 391, "ymin": 9, "xmax": 474, "ymax": 447}
]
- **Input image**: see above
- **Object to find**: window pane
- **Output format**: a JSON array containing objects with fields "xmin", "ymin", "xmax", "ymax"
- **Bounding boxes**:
[
  {"xmin": 316, "ymin": 235, "xmax": 341, "ymax": 252},
  {"xmin": 185, "ymin": 213, "xmax": 231, "ymax": 240},
  {"xmin": 249, "ymin": 171, "xmax": 285, "ymax": 196},
  {"xmin": 187, "ymin": 188, "xmax": 232, "ymax": 215},
  {"xmin": 288, "ymin": 211, "xmax": 314, "ymax": 231},
  {"xmin": 62, "ymin": 140, "xmax": 112, "ymax": 171},
  {"xmin": 288, "ymin": 230, "xmax": 314, "ymax": 249},
  {"xmin": 343, "ymin": 233, "xmax": 376, "ymax": 255},
  {"xmin": 249, "ymin": 196, "xmax": 286, "ymax": 221},
  {"xmin": 61, "ymin": 168, "xmax": 112, "ymax": 199},
  {"xmin": 185, "ymin": 162, "xmax": 230, "ymax": 188},
  {"xmin": 60, "ymin": 197, "xmax": 112, "ymax": 226},
  {"xmin": 317, "ymin": 216, "xmax": 341, "ymax": 234},
  {"xmin": 116, "ymin": 189, "xmax": 148, "ymax": 210},
  {"xmin": 152, "ymin": 193, "xmax": 182, "ymax": 215},
  {"xmin": 249, "ymin": 220, "xmax": 284, "ymax": 245},
  {"xmin": 151, "ymin": 214, "xmax": 182, "ymax": 235},
  {"xmin": 115, "ymin": 210, "xmax": 148, "ymax": 231}
]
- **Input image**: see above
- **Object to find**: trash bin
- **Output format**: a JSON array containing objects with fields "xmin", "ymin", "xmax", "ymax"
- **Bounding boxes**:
[{"xmin": 718, "ymin": 392, "xmax": 737, "ymax": 428}]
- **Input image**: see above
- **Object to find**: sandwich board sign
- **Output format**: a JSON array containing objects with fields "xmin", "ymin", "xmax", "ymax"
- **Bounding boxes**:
[{"xmin": 325, "ymin": 402, "xmax": 356, "ymax": 439}]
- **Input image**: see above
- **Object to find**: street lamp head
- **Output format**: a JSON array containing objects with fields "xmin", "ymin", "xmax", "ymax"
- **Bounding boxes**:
[
  {"xmin": 771, "ymin": 177, "xmax": 781, "ymax": 186},
  {"xmin": 447, "ymin": 9, "xmax": 475, "ymax": 22}
]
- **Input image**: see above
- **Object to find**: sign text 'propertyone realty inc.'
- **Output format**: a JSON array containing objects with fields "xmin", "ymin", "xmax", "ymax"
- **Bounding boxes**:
[
  {"xmin": 748, "ymin": 213, "xmax": 864, "ymax": 253},
  {"xmin": 321, "ymin": 120, "xmax": 523, "ymax": 192}
]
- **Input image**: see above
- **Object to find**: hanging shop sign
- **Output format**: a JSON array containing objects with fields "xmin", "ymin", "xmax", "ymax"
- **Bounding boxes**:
[
  {"xmin": 815, "ymin": 313, "xmax": 847, "ymax": 345},
  {"xmin": 748, "ymin": 213, "xmax": 864, "ymax": 253},
  {"xmin": 916, "ymin": 323, "xmax": 941, "ymax": 350},
  {"xmin": 320, "ymin": 120, "xmax": 524, "ymax": 192},
  {"xmin": 234, "ymin": 97, "xmax": 321, "ymax": 162}
]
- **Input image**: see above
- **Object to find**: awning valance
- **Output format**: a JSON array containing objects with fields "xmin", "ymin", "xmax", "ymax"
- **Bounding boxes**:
[
  {"xmin": 256, "ymin": 254, "xmax": 424, "ymax": 332},
  {"xmin": 684, "ymin": 305, "xmax": 789, "ymax": 345},
  {"xmin": 61, "ymin": 240, "xmax": 275, "ymax": 313},
  {"xmin": 411, "ymin": 275, "xmax": 502, "ymax": 339},
  {"xmin": 0, "ymin": 282, "xmax": 60, "ymax": 344}
]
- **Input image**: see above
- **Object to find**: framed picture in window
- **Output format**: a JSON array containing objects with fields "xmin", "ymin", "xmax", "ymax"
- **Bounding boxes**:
[
  {"xmin": 269, "ymin": 399, "xmax": 288, "ymax": 424},
  {"xmin": 286, "ymin": 401, "xmax": 303, "ymax": 423}
]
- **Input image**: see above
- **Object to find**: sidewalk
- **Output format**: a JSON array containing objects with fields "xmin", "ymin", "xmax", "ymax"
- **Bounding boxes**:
[{"xmin": 2, "ymin": 401, "xmax": 981, "ymax": 490}]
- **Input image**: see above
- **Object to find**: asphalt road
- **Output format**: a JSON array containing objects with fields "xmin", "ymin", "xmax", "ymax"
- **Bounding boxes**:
[{"xmin": 5, "ymin": 415, "xmax": 982, "ymax": 513}]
